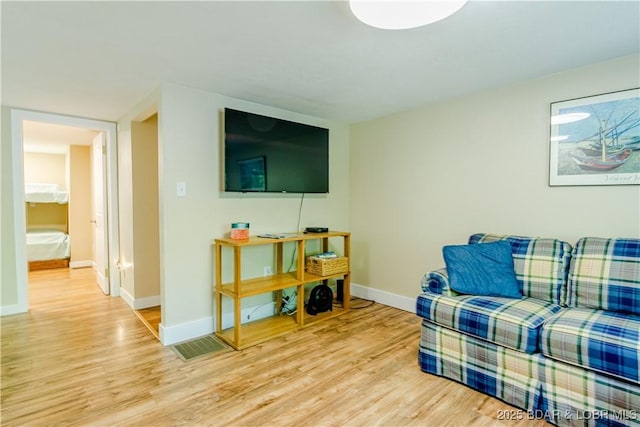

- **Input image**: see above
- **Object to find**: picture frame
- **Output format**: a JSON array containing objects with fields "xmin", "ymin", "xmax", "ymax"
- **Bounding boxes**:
[
  {"xmin": 549, "ymin": 88, "xmax": 640, "ymax": 186},
  {"xmin": 237, "ymin": 156, "xmax": 266, "ymax": 191}
]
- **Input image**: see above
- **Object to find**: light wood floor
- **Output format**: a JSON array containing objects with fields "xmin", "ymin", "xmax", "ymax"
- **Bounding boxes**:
[
  {"xmin": 135, "ymin": 306, "xmax": 161, "ymax": 340},
  {"xmin": 1, "ymin": 268, "xmax": 548, "ymax": 426}
]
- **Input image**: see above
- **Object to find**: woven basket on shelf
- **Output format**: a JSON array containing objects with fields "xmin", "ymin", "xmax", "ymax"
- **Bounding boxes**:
[{"xmin": 305, "ymin": 256, "xmax": 349, "ymax": 276}]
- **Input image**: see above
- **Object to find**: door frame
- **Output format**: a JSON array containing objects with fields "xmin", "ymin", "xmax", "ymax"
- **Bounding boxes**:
[
  {"xmin": 91, "ymin": 132, "xmax": 109, "ymax": 294},
  {"xmin": 11, "ymin": 109, "xmax": 120, "ymax": 310}
]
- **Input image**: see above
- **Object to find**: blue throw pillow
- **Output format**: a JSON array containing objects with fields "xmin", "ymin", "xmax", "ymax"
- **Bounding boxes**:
[{"xmin": 442, "ymin": 241, "xmax": 521, "ymax": 298}]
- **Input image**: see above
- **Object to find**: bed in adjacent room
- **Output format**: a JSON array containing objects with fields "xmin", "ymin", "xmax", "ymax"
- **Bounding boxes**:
[
  {"xmin": 25, "ymin": 183, "xmax": 69, "ymax": 204},
  {"xmin": 25, "ymin": 183, "xmax": 71, "ymax": 271},
  {"xmin": 26, "ymin": 228, "xmax": 71, "ymax": 270}
]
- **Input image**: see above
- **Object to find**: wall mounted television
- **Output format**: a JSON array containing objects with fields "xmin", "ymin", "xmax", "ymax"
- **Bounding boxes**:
[{"xmin": 223, "ymin": 108, "xmax": 329, "ymax": 193}]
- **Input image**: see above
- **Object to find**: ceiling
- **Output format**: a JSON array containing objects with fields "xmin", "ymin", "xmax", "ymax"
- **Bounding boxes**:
[
  {"xmin": 22, "ymin": 121, "xmax": 99, "ymax": 154},
  {"xmin": 2, "ymin": 1, "xmax": 639, "ymax": 124}
]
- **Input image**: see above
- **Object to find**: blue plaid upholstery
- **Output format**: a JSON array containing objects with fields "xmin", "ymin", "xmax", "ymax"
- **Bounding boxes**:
[
  {"xmin": 420, "ymin": 320, "xmax": 640, "ymax": 427},
  {"xmin": 541, "ymin": 308, "xmax": 640, "ymax": 385},
  {"xmin": 469, "ymin": 234, "xmax": 573, "ymax": 305},
  {"xmin": 419, "ymin": 320, "xmax": 546, "ymax": 414},
  {"xmin": 421, "ymin": 268, "xmax": 459, "ymax": 296},
  {"xmin": 567, "ymin": 238, "xmax": 640, "ymax": 315},
  {"xmin": 416, "ymin": 292, "xmax": 562, "ymax": 353},
  {"xmin": 539, "ymin": 353, "xmax": 640, "ymax": 427}
]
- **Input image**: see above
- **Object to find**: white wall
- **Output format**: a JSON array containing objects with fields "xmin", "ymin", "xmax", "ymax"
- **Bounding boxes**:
[
  {"xmin": 117, "ymin": 122, "xmax": 135, "ymax": 302},
  {"xmin": 138, "ymin": 83, "xmax": 350, "ymax": 344},
  {"xmin": 1, "ymin": 107, "xmax": 20, "ymax": 310},
  {"xmin": 349, "ymin": 54, "xmax": 640, "ymax": 300}
]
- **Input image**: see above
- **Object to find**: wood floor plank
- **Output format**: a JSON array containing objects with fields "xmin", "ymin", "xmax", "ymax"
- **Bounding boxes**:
[
  {"xmin": 134, "ymin": 306, "xmax": 161, "ymax": 339},
  {"xmin": 0, "ymin": 267, "xmax": 549, "ymax": 426}
]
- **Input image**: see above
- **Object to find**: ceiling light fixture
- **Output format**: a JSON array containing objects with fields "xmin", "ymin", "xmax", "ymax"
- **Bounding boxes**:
[{"xmin": 349, "ymin": 0, "xmax": 469, "ymax": 30}]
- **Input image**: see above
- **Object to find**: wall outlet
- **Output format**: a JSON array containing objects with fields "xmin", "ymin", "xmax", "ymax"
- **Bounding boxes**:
[{"xmin": 263, "ymin": 266, "xmax": 273, "ymax": 276}]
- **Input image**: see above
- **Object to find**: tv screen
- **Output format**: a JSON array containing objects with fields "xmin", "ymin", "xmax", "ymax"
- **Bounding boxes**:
[{"xmin": 223, "ymin": 108, "xmax": 329, "ymax": 193}]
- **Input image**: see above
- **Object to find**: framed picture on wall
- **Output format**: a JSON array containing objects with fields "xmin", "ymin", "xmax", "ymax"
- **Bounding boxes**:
[{"xmin": 549, "ymin": 88, "xmax": 640, "ymax": 186}]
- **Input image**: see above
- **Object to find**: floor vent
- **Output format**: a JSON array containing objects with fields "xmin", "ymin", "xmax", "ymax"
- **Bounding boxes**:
[{"xmin": 172, "ymin": 335, "xmax": 230, "ymax": 361}]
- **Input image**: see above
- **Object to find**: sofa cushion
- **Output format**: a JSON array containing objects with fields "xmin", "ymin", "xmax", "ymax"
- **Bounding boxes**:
[
  {"xmin": 540, "ymin": 307, "xmax": 640, "ymax": 385},
  {"xmin": 443, "ymin": 241, "xmax": 521, "ymax": 298},
  {"xmin": 416, "ymin": 292, "xmax": 562, "ymax": 353},
  {"xmin": 567, "ymin": 237, "xmax": 640, "ymax": 315},
  {"xmin": 469, "ymin": 234, "xmax": 572, "ymax": 305}
]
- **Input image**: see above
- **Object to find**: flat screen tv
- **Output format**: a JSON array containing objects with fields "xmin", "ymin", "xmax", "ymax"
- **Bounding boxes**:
[{"xmin": 223, "ymin": 108, "xmax": 329, "ymax": 193}]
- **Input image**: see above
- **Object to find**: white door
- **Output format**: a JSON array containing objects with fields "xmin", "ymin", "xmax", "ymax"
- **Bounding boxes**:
[{"xmin": 92, "ymin": 133, "xmax": 109, "ymax": 294}]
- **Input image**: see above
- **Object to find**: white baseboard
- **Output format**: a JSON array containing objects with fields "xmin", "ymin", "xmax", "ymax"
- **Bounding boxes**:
[
  {"xmin": 157, "ymin": 286, "xmax": 412, "ymax": 347},
  {"xmin": 351, "ymin": 282, "xmax": 416, "ymax": 314},
  {"xmin": 120, "ymin": 288, "xmax": 134, "ymax": 309},
  {"xmin": 159, "ymin": 302, "xmax": 277, "ymax": 347},
  {"xmin": 0, "ymin": 302, "xmax": 28, "ymax": 316},
  {"xmin": 120, "ymin": 288, "xmax": 160, "ymax": 310},
  {"xmin": 69, "ymin": 260, "xmax": 93, "ymax": 269},
  {"xmin": 160, "ymin": 316, "xmax": 214, "ymax": 346},
  {"xmin": 133, "ymin": 295, "xmax": 161, "ymax": 310}
]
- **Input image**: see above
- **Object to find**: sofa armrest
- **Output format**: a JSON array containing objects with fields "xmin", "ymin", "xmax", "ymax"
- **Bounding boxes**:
[{"xmin": 421, "ymin": 268, "xmax": 459, "ymax": 296}]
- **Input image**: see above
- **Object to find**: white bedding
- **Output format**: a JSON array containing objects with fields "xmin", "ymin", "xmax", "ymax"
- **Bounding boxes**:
[
  {"xmin": 26, "ymin": 229, "xmax": 70, "ymax": 261},
  {"xmin": 25, "ymin": 183, "xmax": 69, "ymax": 204}
]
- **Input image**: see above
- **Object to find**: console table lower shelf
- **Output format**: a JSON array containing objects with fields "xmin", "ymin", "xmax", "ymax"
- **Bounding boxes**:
[{"xmin": 216, "ymin": 306, "xmax": 350, "ymax": 350}]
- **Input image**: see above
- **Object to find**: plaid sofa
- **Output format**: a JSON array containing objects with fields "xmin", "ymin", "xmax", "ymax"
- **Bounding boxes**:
[{"xmin": 417, "ymin": 234, "xmax": 640, "ymax": 426}]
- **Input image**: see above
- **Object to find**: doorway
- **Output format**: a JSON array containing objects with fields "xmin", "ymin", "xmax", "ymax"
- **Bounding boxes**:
[
  {"xmin": 23, "ymin": 122, "xmax": 107, "ymax": 292},
  {"xmin": 127, "ymin": 114, "xmax": 161, "ymax": 339},
  {"xmin": 11, "ymin": 109, "xmax": 120, "ymax": 311}
]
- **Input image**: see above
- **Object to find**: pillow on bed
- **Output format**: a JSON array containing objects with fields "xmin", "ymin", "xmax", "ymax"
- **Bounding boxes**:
[{"xmin": 442, "ymin": 241, "xmax": 521, "ymax": 298}]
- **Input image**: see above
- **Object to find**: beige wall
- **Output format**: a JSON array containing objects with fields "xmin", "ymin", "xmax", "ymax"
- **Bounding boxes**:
[
  {"xmin": 25, "ymin": 204, "xmax": 67, "ymax": 230},
  {"xmin": 69, "ymin": 145, "xmax": 93, "ymax": 264},
  {"xmin": 131, "ymin": 114, "xmax": 160, "ymax": 300},
  {"xmin": 23, "ymin": 152, "xmax": 66, "ymax": 188},
  {"xmin": 349, "ymin": 54, "xmax": 640, "ymax": 299}
]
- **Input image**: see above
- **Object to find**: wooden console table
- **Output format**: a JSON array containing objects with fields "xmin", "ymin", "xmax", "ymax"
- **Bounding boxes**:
[{"xmin": 214, "ymin": 231, "xmax": 351, "ymax": 350}]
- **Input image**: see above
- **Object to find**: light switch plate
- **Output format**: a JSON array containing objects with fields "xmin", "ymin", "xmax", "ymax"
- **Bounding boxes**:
[{"xmin": 176, "ymin": 181, "xmax": 187, "ymax": 197}]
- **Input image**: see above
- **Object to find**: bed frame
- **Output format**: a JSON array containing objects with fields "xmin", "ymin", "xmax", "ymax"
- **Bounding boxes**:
[{"xmin": 29, "ymin": 259, "xmax": 70, "ymax": 271}]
